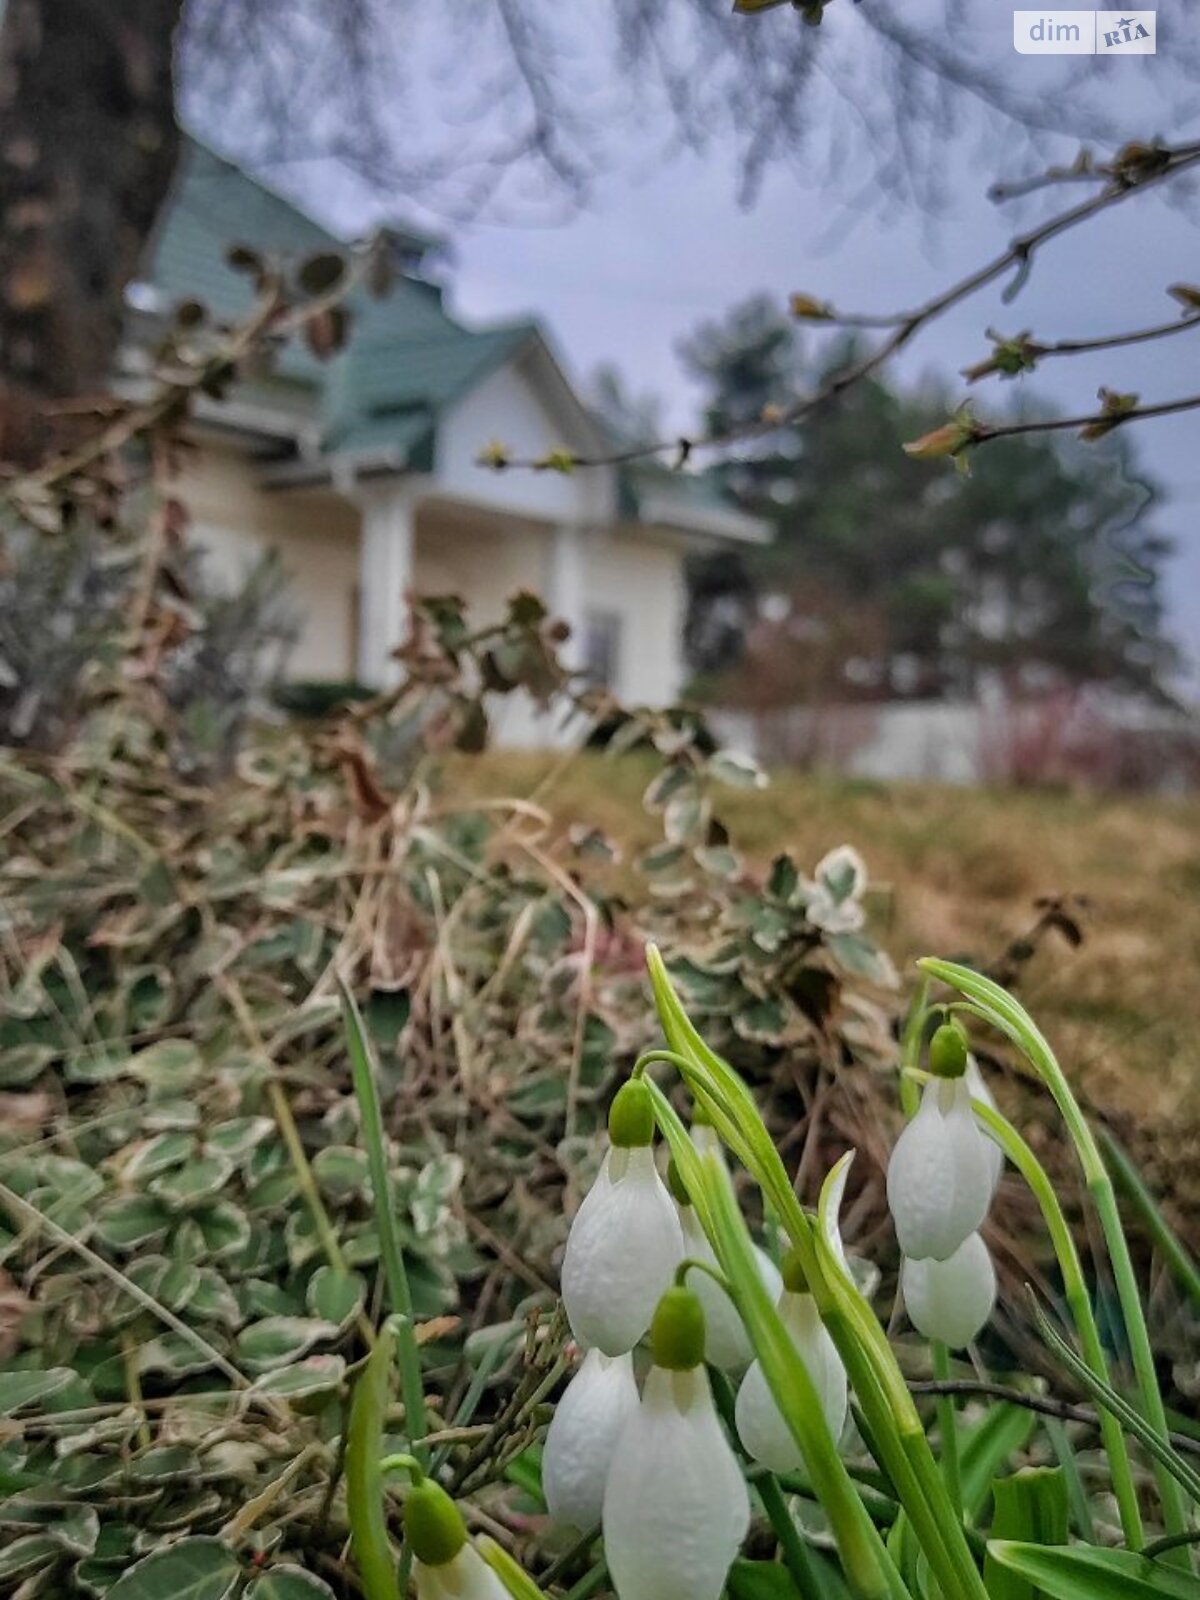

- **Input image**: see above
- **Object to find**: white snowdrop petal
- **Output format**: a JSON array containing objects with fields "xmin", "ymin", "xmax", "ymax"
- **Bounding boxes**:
[
  {"xmin": 603, "ymin": 1366, "xmax": 749, "ymax": 1600},
  {"xmin": 561, "ymin": 1146, "xmax": 684, "ymax": 1354},
  {"xmin": 678, "ymin": 1211, "xmax": 780, "ymax": 1370},
  {"xmin": 754, "ymin": 1250, "xmax": 784, "ymax": 1322},
  {"xmin": 886, "ymin": 1078, "xmax": 994, "ymax": 1261},
  {"xmin": 964, "ymin": 1056, "xmax": 1005, "ymax": 1195},
  {"xmin": 691, "ymin": 1124, "xmax": 724, "ymax": 1159},
  {"xmin": 789, "ymin": 1293, "xmax": 849, "ymax": 1444},
  {"xmin": 820, "ymin": 1153, "xmax": 852, "ymax": 1274},
  {"xmin": 735, "ymin": 1359, "xmax": 801, "ymax": 1474},
  {"xmin": 415, "ymin": 1543, "xmax": 511, "ymax": 1600},
  {"xmin": 735, "ymin": 1291, "xmax": 847, "ymax": 1474},
  {"xmin": 902, "ymin": 1232, "xmax": 996, "ymax": 1349},
  {"xmin": 543, "ymin": 1349, "xmax": 639, "ymax": 1531}
]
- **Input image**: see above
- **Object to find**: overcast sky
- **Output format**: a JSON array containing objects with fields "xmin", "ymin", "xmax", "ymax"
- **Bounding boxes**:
[{"xmin": 289, "ymin": 3, "xmax": 1200, "ymax": 690}]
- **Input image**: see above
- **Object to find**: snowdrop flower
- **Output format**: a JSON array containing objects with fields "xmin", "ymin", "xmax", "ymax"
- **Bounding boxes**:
[
  {"xmin": 561, "ymin": 1080, "xmax": 684, "ymax": 1354},
  {"xmin": 603, "ymin": 1285, "xmax": 750, "ymax": 1600},
  {"xmin": 689, "ymin": 1118, "xmax": 724, "ymax": 1160},
  {"xmin": 735, "ymin": 1162, "xmax": 851, "ymax": 1475},
  {"xmin": 404, "ymin": 1476, "xmax": 510, "ymax": 1600},
  {"xmin": 902, "ymin": 1231, "xmax": 996, "ymax": 1349},
  {"xmin": 669, "ymin": 1155, "xmax": 782, "ymax": 1371},
  {"xmin": 887, "ymin": 1023, "xmax": 994, "ymax": 1262},
  {"xmin": 964, "ymin": 1054, "xmax": 1004, "ymax": 1196},
  {"xmin": 542, "ymin": 1348, "xmax": 639, "ymax": 1531}
]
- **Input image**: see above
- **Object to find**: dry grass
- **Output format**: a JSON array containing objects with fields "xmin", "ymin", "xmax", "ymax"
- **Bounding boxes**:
[{"xmin": 447, "ymin": 751, "xmax": 1200, "ymax": 1125}]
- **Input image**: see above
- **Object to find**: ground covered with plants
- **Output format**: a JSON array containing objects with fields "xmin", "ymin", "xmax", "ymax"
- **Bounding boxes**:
[
  {"xmin": 0, "ymin": 584, "xmax": 1197, "ymax": 1600},
  {"xmin": 454, "ymin": 750, "xmax": 1200, "ymax": 1132}
]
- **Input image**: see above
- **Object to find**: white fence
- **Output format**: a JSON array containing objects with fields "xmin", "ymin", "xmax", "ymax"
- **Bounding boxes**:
[{"xmin": 707, "ymin": 691, "xmax": 1199, "ymax": 790}]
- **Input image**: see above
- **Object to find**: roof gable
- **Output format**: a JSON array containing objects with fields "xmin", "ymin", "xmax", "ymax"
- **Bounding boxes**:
[
  {"xmin": 138, "ymin": 142, "xmax": 767, "ymax": 543},
  {"xmin": 139, "ymin": 140, "xmax": 565, "ymax": 458},
  {"xmin": 146, "ymin": 141, "xmax": 342, "ymax": 323}
]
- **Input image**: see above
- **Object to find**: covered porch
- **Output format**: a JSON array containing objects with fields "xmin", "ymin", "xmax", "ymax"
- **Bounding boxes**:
[{"xmin": 355, "ymin": 477, "xmax": 690, "ymax": 745}]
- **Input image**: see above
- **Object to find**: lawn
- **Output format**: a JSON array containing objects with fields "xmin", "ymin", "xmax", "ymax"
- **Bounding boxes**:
[{"xmin": 449, "ymin": 751, "xmax": 1200, "ymax": 1130}]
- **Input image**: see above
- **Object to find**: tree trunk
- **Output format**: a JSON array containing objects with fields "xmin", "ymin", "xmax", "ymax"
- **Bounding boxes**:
[{"xmin": 0, "ymin": 0, "xmax": 183, "ymax": 462}]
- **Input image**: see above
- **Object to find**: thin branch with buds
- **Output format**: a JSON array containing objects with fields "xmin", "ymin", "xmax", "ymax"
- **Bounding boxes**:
[
  {"xmin": 479, "ymin": 138, "xmax": 1200, "ymax": 476},
  {"xmin": 971, "ymin": 392, "xmax": 1200, "ymax": 444},
  {"xmin": 961, "ymin": 307, "xmax": 1200, "ymax": 383}
]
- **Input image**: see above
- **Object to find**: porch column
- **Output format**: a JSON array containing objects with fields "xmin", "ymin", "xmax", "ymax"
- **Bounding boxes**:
[
  {"xmin": 549, "ymin": 523, "xmax": 586, "ymax": 671},
  {"xmin": 356, "ymin": 480, "xmax": 417, "ymax": 688}
]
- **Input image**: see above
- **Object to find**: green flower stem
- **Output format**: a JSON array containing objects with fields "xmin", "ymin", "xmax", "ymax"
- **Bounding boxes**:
[
  {"xmin": 809, "ymin": 1161, "xmax": 989, "ymax": 1600},
  {"xmin": 634, "ymin": 1043, "xmax": 763, "ymax": 1176},
  {"xmin": 898, "ymin": 976, "xmax": 930, "ymax": 1119},
  {"xmin": 346, "ymin": 1321, "xmax": 402, "ymax": 1600},
  {"xmin": 1099, "ymin": 1126, "xmax": 1200, "ymax": 1313},
  {"xmin": 477, "ymin": 1535, "xmax": 549, "ymax": 1599},
  {"xmin": 647, "ymin": 1085, "xmax": 904, "ymax": 1600},
  {"xmin": 1030, "ymin": 1299, "xmax": 1200, "ymax": 1506},
  {"xmin": 947, "ymin": 1083, "xmax": 1144, "ymax": 1549},
  {"xmin": 931, "ymin": 1343, "xmax": 961, "ymax": 1518},
  {"xmin": 814, "ymin": 1232, "xmax": 990, "ymax": 1600},
  {"xmin": 777, "ymin": 1466, "xmax": 900, "ymax": 1527},
  {"xmin": 843, "ymin": 1306, "xmax": 990, "ymax": 1600},
  {"xmin": 341, "ymin": 977, "xmax": 428, "ymax": 1465},
  {"xmin": 645, "ymin": 949, "xmax": 987, "ymax": 1600},
  {"xmin": 918, "ymin": 960, "xmax": 1181, "ymax": 1546},
  {"xmin": 757, "ymin": 1471, "xmax": 825, "ymax": 1597},
  {"xmin": 676, "ymin": 1256, "xmax": 733, "ymax": 1294},
  {"xmin": 562, "ymin": 1560, "xmax": 610, "ymax": 1600},
  {"xmin": 1044, "ymin": 1418, "xmax": 1097, "ymax": 1541},
  {"xmin": 644, "ymin": 951, "xmax": 809, "ymax": 1229},
  {"xmin": 709, "ymin": 1365, "xmax": 825, "ymax": 1596},
  {"xmin": 536, "ymin": 1526, "xmax": 599, "ymax": 1589}
]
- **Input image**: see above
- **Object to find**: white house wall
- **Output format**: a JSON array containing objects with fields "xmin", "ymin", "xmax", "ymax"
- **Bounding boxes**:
[
  {"xmin": 176, "ymin": 420, "xmax": 691, "ymax": 737},
  {"xmin": 413, "ymin": 512, "xmax": 688, "ymax": 745},
  {"xmin": 437, "ymin": 355, "xmax": 616, "ymax": 525},
  {"xmin": 413, "ymin": 510, "xmax": 566, "ymax": 747},
  {"xmin": 581, "ymin": 528, "xmax": 687, "ymax": 708},
  {"xmin": 177, "ymin": 443, "xmax": 361, "ymax": 680}
]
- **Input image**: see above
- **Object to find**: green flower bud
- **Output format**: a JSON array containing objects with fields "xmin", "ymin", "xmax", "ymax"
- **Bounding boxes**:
[
  {"xmin": 403, "ymin": 1478, "xmax": 466, "ymax": 1567},
  {"xmin": 781, "ymin": 1247, "xmax": 809, "ymax": 1294},
  {"xmin": 690, "ymin": 1100, "xmax": 714, "ymax": 1128},
  {"xmin": 609, "ymin": 1080, "xmax": 655, "ymax": 1148},
  {"xmin": 929, "ymin": 1020, "xmax": 968, "ymax": 1080},
  {"xmin": 650, "ymin": 1285, "xmax": 706, "ymax": 1371}
]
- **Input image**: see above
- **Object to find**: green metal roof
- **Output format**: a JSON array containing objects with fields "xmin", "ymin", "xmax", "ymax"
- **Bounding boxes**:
[
  {"xmin": 620, "ymin": 459, "xmax": 752, "ymax": 526},
  {"xmin": 141, "ymin": 141, "xmax": 765, "ymax": 540},
  {"xmin": 141, "ymin": 140, "xmax": 539, "ymax": 459}
]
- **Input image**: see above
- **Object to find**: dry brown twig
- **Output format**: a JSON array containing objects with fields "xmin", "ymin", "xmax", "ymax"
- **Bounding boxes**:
[{"xmin": 3, "ymin": 234, "xmax": 384, "ymax": 530}]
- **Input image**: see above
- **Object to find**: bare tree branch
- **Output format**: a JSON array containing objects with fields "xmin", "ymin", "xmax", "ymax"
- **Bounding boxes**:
[
  {"xmin": 970, "ymin": 392, "xmax": 1200, "ymax": 446},
  {"xmin": 485, "ymin": 138, "xmax": 1200, "ymax": 473}
]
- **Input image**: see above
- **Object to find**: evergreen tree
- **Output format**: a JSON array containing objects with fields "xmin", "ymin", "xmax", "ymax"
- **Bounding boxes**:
[{"xmin": 678, "ymin": 300, "xmax": 1177, "ymax": 699}]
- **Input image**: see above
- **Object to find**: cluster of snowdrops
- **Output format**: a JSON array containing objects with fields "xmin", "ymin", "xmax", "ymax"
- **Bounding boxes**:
[{"xmin": 383, "ymin": 947, "xmax": 1192, "ymax": 1600}]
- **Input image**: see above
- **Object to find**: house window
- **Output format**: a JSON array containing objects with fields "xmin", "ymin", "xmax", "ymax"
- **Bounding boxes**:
[{"xmin": 583, "ymin": 609, "xmax": 622, "ymax": 689}]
